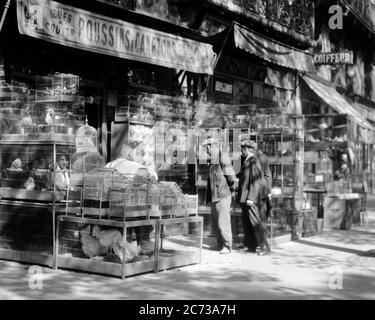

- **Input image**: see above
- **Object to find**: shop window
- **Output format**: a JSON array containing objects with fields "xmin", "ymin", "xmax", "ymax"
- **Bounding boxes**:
[
  {"xmin": 263, "ymin": 85, "xmax": 275, "ymax": 101},
  {"xmin": 233, "ymin": 80, "xmax": 251, "ymax": 104},
  {"xmin": 252, "ymin": 83, "xmax": 263, "ymax": 98}
]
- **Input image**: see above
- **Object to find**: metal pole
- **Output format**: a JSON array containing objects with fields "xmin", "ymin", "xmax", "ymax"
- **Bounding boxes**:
[
  {"xmin": 196, "ymin": 22, "xmax": 234, "ymax": 106},
  {"xmin": 0, "ymin": 0, "xmax": 11, "ymax": 34}
]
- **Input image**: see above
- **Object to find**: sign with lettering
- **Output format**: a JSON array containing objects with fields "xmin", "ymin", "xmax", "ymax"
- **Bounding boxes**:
[
  {"xmin": 313, "ymin": 52, "xmax": 354, "ymax": 65},
  {"xmin": 16, "ymin": 0, "xmax": 216, "ymax": 74},
  {"xmin": 214, "ymin": 79, "xmax": 233, "ymax": 94}
]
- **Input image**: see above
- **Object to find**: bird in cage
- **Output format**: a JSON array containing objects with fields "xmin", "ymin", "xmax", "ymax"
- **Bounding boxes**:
[
  {"xmin": 10, "ymin": 158, "xmax": 23, "ymax": 170},
  {"xmin": 92, "ymin": 225, "xmax": 138, "ymax": 262},
  {"xmin": 45, "ymin": 108, "xmax": 54, "ymax": 125},
  {"xmin": 24, "ymin": 177, "xmax": 36, "ymax": 190},
  {"xmin": 80, "ymin": 225, "xmax": 107, "ymax": 259}
]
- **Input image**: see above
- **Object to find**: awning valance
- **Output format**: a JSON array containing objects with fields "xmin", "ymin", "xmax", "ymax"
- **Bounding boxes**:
[
  {"xmin": 233, "ymin": 23, "xmax": 315, "ymax": 73},
  {"xmin": 302, "ymin": 75, "xmax": 374, "ymax": 131}
]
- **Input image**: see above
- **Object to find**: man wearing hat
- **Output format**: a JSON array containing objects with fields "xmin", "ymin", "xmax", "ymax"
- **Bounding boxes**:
[
  {"xmin": 237, "ymin": 138, "xmax": 271, "ymax": 255},
  {"xmin": 203, "ymin": 136, "xmax": 236, "ymax": 254}
]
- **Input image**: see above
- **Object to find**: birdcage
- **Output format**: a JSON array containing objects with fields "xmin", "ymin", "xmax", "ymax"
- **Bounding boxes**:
[
  {"xmin": 36, "ymin": 73, "xmax": 80, "ymax": 98},
  {"xmin": 185, "ymin": 194, "xmax": 198, "ymax": 216},
  {"xmin": 75, "ymin": 117, "xmax": 98, "ymax": 153},
  {"xmin": 255, "ymin": 114, "xmax": 295, "ymax": 134},
  {"xmin": 108, "ymin": 182, "xmax": 150, "ymax": 220},
  {"xmin": 79, "ymin": 168, "xmax": 129, "ymax": 218}
]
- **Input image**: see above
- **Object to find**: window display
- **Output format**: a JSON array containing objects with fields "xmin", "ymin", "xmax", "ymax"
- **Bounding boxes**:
[
  {"xmin": 0, "ymin": 73, "xmax": 84, "ymax": 201},
  {"xmin": 112, "ymin": 92, "xmax": 193, "ymax": 190},
  {"xmin": 0, "ymin": 71, "xmax": 84, "ymax": 267}
]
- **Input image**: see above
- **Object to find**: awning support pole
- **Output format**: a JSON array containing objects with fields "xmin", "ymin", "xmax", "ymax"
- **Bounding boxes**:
[
  {"xmin": 0, "ymin": 0, "xmax": 11, "ymax": 34},
  {"xmin": 197, "ymin": 22, "xmax": 234, "ymax": 105}
]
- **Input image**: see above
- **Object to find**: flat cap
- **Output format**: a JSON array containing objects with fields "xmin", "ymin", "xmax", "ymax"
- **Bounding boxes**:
[{"xmin": 241, "ymin": 139, "xmax": 257, "ymax": 150}]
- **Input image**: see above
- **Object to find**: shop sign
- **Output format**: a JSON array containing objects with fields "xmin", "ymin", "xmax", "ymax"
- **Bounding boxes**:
[
  {"xmin": 214, "ymin": 79, "xmax": 233, "ymax": 94},
  {"xmin": 313, "ymin": 52, "xmax": 354, "ymax": 65},
  {"xmin": 16, "ymin": 0, "xmax": 216, "ymax": 75}
]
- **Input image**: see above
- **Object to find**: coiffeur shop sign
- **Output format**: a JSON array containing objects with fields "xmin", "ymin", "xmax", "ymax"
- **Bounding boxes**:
[
  {"xmin": 16, "ymin": 0, "xmax": 216, "ymax": 74},
  {"xmin": 313, "ymin": 52, "xmax": 354, "ymax": 65}
]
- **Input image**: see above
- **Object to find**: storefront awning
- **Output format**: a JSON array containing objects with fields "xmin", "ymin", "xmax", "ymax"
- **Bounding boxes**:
[
  {"xmin": 302, "ymin": 75, "xmax": 374, "ymax": 131},
  {"xmin": 233, "ymin": 23, "xmax": 315, "ymax": 73}
]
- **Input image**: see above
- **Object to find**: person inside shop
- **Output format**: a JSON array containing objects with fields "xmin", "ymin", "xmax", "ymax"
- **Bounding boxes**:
[
  {"xmin": 105, "ymin": 143, "xmax": 155, "ymax": 253},
  {"xmin": 55, "ymin": 153, "xmax": 70, "ymax": 191},
  {"xmin": 334, "ymin": 152, "xmax": 351, "ymax": 181},
  {"xmin": 236, "ymin": 139, "xmax": 270, "ymax": 256},
  {"xmin": 203, "ymin": 136, "xmax": 236, "ymax": 254}
]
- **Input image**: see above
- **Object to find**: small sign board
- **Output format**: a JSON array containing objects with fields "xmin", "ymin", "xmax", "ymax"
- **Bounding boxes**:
[
  {"xmin": 215, "ymin": 80, "xmax": 233, "ymax": 94},
  {"xmin": 313, "ymin": 52, "xmax": 354, "ymax": 65}
]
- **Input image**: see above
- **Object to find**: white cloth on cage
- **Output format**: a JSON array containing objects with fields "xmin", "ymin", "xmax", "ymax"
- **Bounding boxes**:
[{"xmin": 105, "ymin": 158, "xmax": 158, "ymax": 180}]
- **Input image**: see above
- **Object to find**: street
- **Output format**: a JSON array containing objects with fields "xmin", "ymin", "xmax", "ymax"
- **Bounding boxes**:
[{"xmin": 0, "ymin": 200, "xmax": 374, "ymax": 300}]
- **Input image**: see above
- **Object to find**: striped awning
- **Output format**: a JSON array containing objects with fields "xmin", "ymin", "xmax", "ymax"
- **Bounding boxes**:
[
  {"xmin": 303, "ymin": 75, "xmax": 374, "ymax": 131},
  {"xmin": 233, "ymin": 23, "xmax": 315, "ymax": 73}
]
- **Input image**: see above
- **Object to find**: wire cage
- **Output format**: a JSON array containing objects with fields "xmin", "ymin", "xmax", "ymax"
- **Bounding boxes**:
[
  {"xmin": 56, "ymin": 216, "xmax": 158, "ymax": 278},
  {"xmin": 36, "ymin": 73, "xmax": 80, "ymax": 98},
  {"xmin": 255, "ymin": 113, "xmax": 296, "ymax": 134},
  {"xmin": 64, "ymin": 168, "xmax": 131, "ymax": 218},
  {"xmin": 157, "ymin": 217, "xmax": 203, "ymax": 272},
  {"xmin": 185, "ymin": 194, "xmax": 199, "ymax": 216}
]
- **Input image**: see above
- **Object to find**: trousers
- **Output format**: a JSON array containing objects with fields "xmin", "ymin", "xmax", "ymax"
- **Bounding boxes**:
[
  {"xmin": 241, "ymin": 203, "xmax": 269, "ymax": 251},
  {"xmin": 211, "ymin": 195, "xmax": 232, "ymax": 250}
]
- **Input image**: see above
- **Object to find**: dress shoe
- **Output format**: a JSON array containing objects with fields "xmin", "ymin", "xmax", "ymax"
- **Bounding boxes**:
[
  {"xmin": 219, "ymin": 247, "xmax": 231, "ymax": 254},
  {"xmin": 257, "ymin": 248, "xmax": 270, "ymax": 256}
]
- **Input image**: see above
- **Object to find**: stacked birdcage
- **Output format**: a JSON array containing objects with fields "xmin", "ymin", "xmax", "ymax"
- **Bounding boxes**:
[
  {"xmin": 76, "ymin": 168, "xmax": 129, "ymax": 218},
  {"xmin": 158, "ymin": 183, "xmax": 177, "ymax": 217},
  {"xmin": 184, "ymin": 194, "xmax": 198, "ymax": 216},
  {"xmin": 108, "ymin": 182, "xmax": 149, "ymax": 219}
]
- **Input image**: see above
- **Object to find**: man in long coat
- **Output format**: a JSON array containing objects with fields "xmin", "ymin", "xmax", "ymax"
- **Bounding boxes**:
[{"xmin": 237, "ymin": 139, "xmax": 270, "ymax": 255}]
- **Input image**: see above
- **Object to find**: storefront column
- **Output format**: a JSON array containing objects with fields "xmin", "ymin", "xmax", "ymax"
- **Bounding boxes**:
[
  {"xmin": 293, "ymin": 75, "xmax": 304, "ymax": 240},
  {"xmin": 101, "ymin": 85, "xmax": 108, "ymax": 163}
]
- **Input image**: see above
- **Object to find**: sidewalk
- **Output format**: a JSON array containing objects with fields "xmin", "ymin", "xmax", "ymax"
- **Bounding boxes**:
[{"xmin": 0, "ymin": 211, "xmax": 374, "ymax": 300}]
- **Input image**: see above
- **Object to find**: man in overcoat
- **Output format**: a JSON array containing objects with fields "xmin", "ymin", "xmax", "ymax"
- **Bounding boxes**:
[{"xmin": 237, "ymin": 139, "xmax": 270, "ymax": 255}]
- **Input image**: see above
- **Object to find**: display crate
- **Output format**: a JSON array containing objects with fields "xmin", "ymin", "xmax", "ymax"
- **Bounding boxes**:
[
  {"xmin": 155, "ymin": 217, "xmax": 202, "ymax": 272},
  {"xmin": 56, "ymin": 215, "xmax": 203, "ymax": 278},
  {"xmin": 0, "ymin": 200, "xmax": 55, "ymax": 267},
  {"xmin": 56, "ymin": 216, "xmax": 158, "ymax": 278}
]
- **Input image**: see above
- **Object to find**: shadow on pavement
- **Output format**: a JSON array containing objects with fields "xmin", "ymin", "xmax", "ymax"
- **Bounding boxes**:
[{"xmin": 296, "ymin": 240, "xmax": 364, "ymax": 256}]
